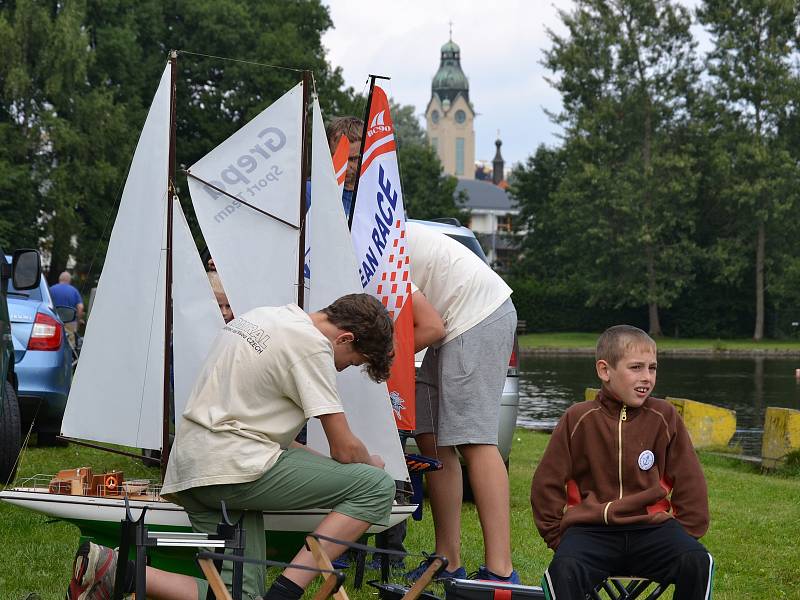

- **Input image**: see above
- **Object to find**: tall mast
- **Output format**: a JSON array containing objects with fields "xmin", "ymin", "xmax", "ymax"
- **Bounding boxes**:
[
  {"xmin": 348, "ymin": 74, "xmax": 390, "ymax": 230},
  {"xmin": 161, "ymin": 50, "xmax": 178, "ymax": 478},
  {"xmin": 297, "ymin": 70, "xmax": 311, "ymax": 309}
]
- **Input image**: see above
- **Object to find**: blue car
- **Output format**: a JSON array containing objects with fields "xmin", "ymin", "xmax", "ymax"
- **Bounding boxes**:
[{"xmin": 5, "ymin": 262, "xmax": 72, "ymax": 444}]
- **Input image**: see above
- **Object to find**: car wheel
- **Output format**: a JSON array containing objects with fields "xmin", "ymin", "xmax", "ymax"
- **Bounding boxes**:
[{"xmin": 0, "ymin": 380, "xmax": 22, "ymax": 482}]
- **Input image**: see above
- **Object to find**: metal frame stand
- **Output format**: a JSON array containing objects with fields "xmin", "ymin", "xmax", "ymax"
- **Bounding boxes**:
[{"xmin": 113, "ymin": 497, "xmax": 245, "ymax": 600}]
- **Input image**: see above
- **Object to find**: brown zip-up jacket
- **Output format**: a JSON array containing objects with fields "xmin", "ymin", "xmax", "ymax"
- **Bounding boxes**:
[{"xmin": 531, "ymin": 388, "xmax": 709, "ymax": 550}]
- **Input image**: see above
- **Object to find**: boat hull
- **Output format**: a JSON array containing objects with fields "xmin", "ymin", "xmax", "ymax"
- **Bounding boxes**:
[{"xmin": 1, "ymin": 487, "xmax": 415, "ymax": 575}]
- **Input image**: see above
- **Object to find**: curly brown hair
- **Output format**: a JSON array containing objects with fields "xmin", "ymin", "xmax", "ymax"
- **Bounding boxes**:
[{"xmin": 321, "ymin": 293, "xmax": 394, "ymax": 382}]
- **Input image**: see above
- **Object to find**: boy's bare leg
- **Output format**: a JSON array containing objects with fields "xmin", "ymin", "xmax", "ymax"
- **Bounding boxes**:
[
  {"xmin": 281, "ymin": 511, "xmax": 371, "ymax": 588},
  {"xmin": 144, "ymin": 567, "xmax": 199, "ymax": 599},
  {"xmin": 460, "ymin": 443, "xmax": 513, "ymax": 577},
  {"xmin": 416, "ymin": 432, "xmax": 463, "ymax": 570}
]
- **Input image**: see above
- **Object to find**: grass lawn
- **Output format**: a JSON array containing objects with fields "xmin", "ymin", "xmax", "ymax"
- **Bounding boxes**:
[
  {"xmin": 2, "ymin": 431, "xmax": 799, "ymax": 599},
  {"xmin": 519, "ymin": 332, "xmax": 800, "ymax": 353}
]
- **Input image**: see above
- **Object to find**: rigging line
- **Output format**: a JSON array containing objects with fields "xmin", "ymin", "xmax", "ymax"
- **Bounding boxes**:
[
  {"xmin": 183, "ymin": 171, "xmax": 299, "ymax": 230},
  {"xmin": 177, "ymin": 50, "xmax": 306, "ymax": 74},
  {"xmin": 4, "ymin": 401, "xmax": 41, "ymax": 487}
]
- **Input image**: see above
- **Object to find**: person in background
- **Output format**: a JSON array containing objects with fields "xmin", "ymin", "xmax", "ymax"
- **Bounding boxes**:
[
  {"xmin": 325, "ymin": 116, "xmax": 362, "ymax": 216},
  {"xmin": 49, "ymin": 271, "xmax": 84, "ymax": 347},
  {"xmin": 531, "ymin": 325, "xmax": 713, "ymax": 599},
  {"xmin": 207, "ymin": 271, "xmax": 233, "ymax": 323}
]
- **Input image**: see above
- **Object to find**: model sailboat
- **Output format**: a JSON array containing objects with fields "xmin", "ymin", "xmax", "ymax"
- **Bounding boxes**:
[{"xmin": 0, "ymin": 54, "xmax": 412, "ymax": 570}]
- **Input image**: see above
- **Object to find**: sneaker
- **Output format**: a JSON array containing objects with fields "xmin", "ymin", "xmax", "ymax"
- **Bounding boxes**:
[
  {"xmin": 65, "ymin": 541, "xmax": 118, "ymax": 600},
  {"xmin": 368, "ymin": 555, "xmax": 406, "ymax": 571},
  {"xmin": 405, "ymin": 559, "xmax": 466, "ymax": 582},
  {"xmin": 471, "ymin": 565, "xmax": 521, "ymax": 585}
]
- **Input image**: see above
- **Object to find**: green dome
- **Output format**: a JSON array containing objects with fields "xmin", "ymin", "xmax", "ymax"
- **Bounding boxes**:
[
  {"xmin": 441, "ymin": 39, "xmax": 460, "ymax": 54},
  {"xmin": 432, "ymin": 37, "xmax": 469, "ymax": 104}
]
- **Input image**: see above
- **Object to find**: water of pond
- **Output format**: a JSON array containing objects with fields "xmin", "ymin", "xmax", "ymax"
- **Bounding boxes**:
[{"xmin": 519, "ymin": 354, "xmax": 800, "ymax": 455}]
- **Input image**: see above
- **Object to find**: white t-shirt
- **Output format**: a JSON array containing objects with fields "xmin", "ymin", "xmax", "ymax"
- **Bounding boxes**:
[
  {"xmin": 161, "ymin": 304, "xmax": 343, "ymax": 495},
  {"xmin": 406, "ymin": 221, "xmax": 512, "ymax": 346}
]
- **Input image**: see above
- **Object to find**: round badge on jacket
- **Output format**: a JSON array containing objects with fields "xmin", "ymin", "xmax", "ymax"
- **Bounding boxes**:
[{"xmin": 638, "ymin": 450, "xmax": 655, "ymax": 471}]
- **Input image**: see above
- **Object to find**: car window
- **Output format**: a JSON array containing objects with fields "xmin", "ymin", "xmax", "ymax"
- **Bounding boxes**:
[
  {"xmin": 6, "ymin": 276, "xmax": 43, "ymax": 301},
  {"xmin": 445, "ymin": 234, "xmax": 488, "ymax": 262}
]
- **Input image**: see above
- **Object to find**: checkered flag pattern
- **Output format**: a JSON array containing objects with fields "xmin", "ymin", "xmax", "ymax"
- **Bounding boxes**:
[{"xmin": 375, "ymin": 220, "xmax": 411, "ymax": 321}]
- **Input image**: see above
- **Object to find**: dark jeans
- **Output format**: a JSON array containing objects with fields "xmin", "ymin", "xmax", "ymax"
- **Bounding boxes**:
[{"xmin": 542, "ymin": 520, "xmax": 714, "ymax": 600}]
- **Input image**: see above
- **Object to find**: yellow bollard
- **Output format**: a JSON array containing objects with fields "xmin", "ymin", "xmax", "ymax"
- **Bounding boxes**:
[
  {"xmin": 761, "ymin": 407, "xmax": 800, "ymax": 469},
  {"xmin": 666, "ymin": 397, "xmax": 737, "ymax": 449},
  {"xmin": 585, "ymin": 387, "xmax": 600, "ymax": 401}
]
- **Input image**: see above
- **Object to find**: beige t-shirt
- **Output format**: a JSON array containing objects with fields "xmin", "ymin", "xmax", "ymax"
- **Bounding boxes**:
[
  {"xmin": 406, "ymin": 221, "xmax": 512, "ymax": 346},
  {"xmin": 161, "ymin": 304, "xmax": 343, "ymax": 495}
]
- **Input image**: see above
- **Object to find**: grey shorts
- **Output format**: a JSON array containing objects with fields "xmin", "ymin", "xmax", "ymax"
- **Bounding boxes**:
[
  {"xmin": 173, "ymin": 447, "xmax": 395, "ymax": 600},
  {"xmin": 415, "ymin": 298, "xmax": 516, "ymax": 446}
]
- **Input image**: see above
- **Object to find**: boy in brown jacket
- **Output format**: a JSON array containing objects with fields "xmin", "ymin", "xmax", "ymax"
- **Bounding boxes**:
[{"xmin": 531, "ymin": 325, "xmax": 714, "ymax": 599}]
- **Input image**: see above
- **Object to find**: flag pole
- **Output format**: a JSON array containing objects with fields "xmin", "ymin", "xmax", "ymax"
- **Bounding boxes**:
[{"xmin": 348, "ymin": 74, "xmax": 390, "ymax": 230}]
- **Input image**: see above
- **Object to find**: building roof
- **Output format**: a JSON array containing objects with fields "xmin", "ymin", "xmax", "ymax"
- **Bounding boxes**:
[{"xmin": 456, "ymin": 178, "xmax": 517, "ymax": 211}]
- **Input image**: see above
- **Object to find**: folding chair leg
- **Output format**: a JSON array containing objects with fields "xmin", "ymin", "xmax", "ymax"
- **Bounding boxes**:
[
  {"xmin": 305, "ymin": 536, "xmax": 350, "ymax": 600},
  {"xmin": 400, "ymin": 557, "xmax": 445, "ymax": 600},
  {"xmin": 311, "ymin": 571, "xmax": 345, "ymax": 600},
  {"xmin": 199, "ymin": 558, "xmax": 234, "ymax": 600}
]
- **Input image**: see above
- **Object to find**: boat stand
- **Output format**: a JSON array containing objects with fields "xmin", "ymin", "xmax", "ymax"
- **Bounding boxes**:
[
  {"xmin": 113, "ymin": 496, "xmax": 246, "ymax": 600},
  {"xmin": 308, "ymin": 532, "xmax": 448, "ymax": 600}
]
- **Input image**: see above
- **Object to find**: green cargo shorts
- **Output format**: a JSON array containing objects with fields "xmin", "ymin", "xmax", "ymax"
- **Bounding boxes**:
[{"xmin": 172, "ymin": 447, "xmax": 395, "ymax": 600}]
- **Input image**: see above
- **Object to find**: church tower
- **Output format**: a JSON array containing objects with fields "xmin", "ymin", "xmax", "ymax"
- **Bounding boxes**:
[{"xmin": 425, "ymin": 34, "xmax": 475, "ymax": 179}]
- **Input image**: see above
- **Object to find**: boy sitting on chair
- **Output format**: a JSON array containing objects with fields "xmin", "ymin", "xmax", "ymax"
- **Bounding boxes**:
[{"xmin": 531, "ymin": 325, "xmax": 714, "ymax": 599}]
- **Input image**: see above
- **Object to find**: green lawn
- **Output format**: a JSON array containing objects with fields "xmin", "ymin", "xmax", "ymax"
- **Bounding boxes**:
[
  {"xmin": 2, "ymin": 431, "xmax": 799, "ymax": 599},
  {"xmin": 519, "ymin": 332, "xmax": 800, "ymax": 353}
]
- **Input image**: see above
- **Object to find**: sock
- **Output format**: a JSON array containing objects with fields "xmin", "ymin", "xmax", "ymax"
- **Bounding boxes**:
[{"xmin": 262, "ymin": 574, "xmax": 304, "ymax": 600}]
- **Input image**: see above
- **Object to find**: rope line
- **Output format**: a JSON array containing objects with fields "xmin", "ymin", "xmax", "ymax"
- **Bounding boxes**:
[{"xmin": 178, "ymin": 50, "xmax": 306, "ymax": 74}]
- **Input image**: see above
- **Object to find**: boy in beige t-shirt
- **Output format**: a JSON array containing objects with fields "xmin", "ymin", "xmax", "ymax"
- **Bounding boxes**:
[{"xmin": 66, "ymin": 294, "xmax": 396, "ymax": 600}]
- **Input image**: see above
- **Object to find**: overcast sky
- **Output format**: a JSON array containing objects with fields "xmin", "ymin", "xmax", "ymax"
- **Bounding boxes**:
[{"xmin": 322, "ymin": 0, "xmax": 704, "ymax": 169}]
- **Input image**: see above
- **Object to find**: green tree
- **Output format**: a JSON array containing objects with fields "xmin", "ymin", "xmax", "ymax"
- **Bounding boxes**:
[
  {"xmin": 542, "ymin": 0, "xmax": 701, "ymax": 335},
  {"xmin": 509, "ymin": 144, "xmax": 568, "ymax": 281},
  {"xmin": 697, "ymin": 0, "xmax": 800, "ymax": 340},
  {"xmin": 399, "ymin": 142, "xmax": 468, "ymax": 222},
  {"xmin": 391, "ymin": 100, "xmax": 427, "ymax": 147}
]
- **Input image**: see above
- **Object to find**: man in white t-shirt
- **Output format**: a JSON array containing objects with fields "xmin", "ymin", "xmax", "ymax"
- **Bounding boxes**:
[
  {"xmin": 66, "ymin": 294, "xmax": 396, "ymax": 600},
  {"xmin": 404, "ymin": 221, "xmax": 519, "ymax": 584}
]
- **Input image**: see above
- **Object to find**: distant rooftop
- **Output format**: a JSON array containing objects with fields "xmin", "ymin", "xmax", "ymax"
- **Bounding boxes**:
[{"xmin": 456, "ymin": 178, "xmax": 517, "ymax": 212}]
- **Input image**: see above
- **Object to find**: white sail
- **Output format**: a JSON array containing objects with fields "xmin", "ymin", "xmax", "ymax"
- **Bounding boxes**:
[
  {"xmin": 188, "ymin": 83, "xmax": 304, "ymax": 315},
  {"xmin": 171, "ymin": 198, "xmax": 225, "ymax": 420},
  {"xmin": 61, "ymin": 64, "xmax": 171, "ymax": 450},
  {"xmin": 305, "ymin": 99, "xmax": 409, "ymax": 482}
]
